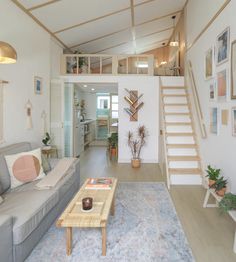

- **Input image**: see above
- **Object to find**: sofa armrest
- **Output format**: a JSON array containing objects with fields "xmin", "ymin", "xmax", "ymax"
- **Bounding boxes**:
[{"xmin": 0, "ymin": 215, "xmax": 13, "ymax": 262}]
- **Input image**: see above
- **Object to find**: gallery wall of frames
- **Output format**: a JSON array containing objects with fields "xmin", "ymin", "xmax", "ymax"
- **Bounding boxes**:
[{"xmin": 204, "ymin": 26, "xmax": 236, "ymax": 137}]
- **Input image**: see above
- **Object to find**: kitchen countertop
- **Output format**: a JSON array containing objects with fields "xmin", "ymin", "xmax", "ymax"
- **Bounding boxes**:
[{"xmin": 80, "ymin": 119, "xmax": 95, "ymax": 124}]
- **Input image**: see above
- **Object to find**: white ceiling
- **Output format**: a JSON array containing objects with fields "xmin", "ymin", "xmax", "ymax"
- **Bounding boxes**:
[
  {"xmin": 75, "ymin": 83, "xmax": 118, "ymax": 93},
  {"xmin": 14, "ymin": 0, "xmax": 187, "ymax": 54}
]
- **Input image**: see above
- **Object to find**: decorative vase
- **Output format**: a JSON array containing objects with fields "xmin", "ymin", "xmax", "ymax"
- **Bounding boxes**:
[
  {"xmin": 208, "ymin": 179, "xmax": 216, "ymax": 187},
  {"xmin": 131, "ymin": 158, "xmax": 141, "ymax": 168},
  {"xmin": 216, "ymin": 187, "xmax": 226, "ymax": 197},
  {"xmin": 82, "ymin": 65, "xmax": 88, "ymax": 74}
]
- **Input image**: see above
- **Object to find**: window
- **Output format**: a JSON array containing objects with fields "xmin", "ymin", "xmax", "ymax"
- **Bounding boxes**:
[
  {"xmin": 0, "ymin": 86, "xmax": 3, "ymax": 143},
  {"xmin": 111, "ymin": 95, "xmax": 118, "ymax": 119},
  {"xmin": 97, "ymin": 95, "xmax": 110, "ymax": 109}
]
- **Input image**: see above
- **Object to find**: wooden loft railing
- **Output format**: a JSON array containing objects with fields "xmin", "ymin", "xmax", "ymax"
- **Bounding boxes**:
[
  {"xmin": 60, "ymin": 54, "xmax": 154, "ymax": 76},
  {"xmin": 187, "ymin": 60, "xmax": 207, "ymax": 139}
]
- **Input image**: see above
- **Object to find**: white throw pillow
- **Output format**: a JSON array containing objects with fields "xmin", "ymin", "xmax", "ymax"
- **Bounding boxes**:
[{"xmin": 5, "ymin": 148, "xmax": 45, "ymax": 189}]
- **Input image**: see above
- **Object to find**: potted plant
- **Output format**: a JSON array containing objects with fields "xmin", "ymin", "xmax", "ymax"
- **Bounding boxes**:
[
  {"xmin": 73, "ymin": 50, "xmax": 88, "ymax": 73},
  {"xmin": 210, "ymin": 176, "xmax": 228, "ymax": 196},
  {"xmin": 205, "ymin": 165, "xmax": 220, "ymax": 187},
  {"xmin": 108, "ymin": 133, "xmax": 118, "ymax": 159},
  {"xmin": 219, "ymin": 193, "xmax": 236, "ymax": 213},
  {"xmin": 128, "ymin": 125, "xmax": 148, "ymax": 168},
  {"xmin": 42, "ymin": 132, "xmax": 51, "ymax": 149}
]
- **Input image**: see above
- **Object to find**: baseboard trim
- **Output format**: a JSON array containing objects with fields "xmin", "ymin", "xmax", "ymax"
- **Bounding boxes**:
[{"xmin": 118, "ymin": 158, "xmax": 158, "ymax": 164}]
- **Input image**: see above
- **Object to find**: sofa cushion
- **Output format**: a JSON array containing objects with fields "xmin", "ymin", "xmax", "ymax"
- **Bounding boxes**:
[
  {"xmin": 0, "ymin": 181, "xmax": 59, "ymax": 245},
  {"xmin": 5, "ymin": 148, "xmax": 45, "ymax": 189},
  {"xmin": 0, "ymin": 143, "xmax": 31, "ymax": 194}
]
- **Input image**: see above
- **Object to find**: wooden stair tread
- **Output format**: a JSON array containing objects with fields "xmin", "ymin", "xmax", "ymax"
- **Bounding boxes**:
[
  {"xmin": 164, "ymin": 103, "xmax": 188, "ymax": 106},
  {"xmin": 167, "ymin": 144, "xmax": 197, "ymax": 148},
  {"xmin": 162, "ymin": 94, "xmax": 187, "ymax": 97},
  {"xmin": 161, "ymin": 86, "xmax": 186, "ymax": 90},
  {"xmin": 164, "ymin": 112, "xmax": 190, "ymax": 116},
  {"xmin": 169, "ymin": 168, "xmax": 202, "ymax": 174},
  {"xmin": 165, "ymin": 122, "xmax": 192, "ymax": 126},
  {"xmin": 168, "ymin": 156, "xmax": 200, "ymax": 161},
  {"xmin": 166, "ymin": 132, "xmax": 195, "ymax": 136}
]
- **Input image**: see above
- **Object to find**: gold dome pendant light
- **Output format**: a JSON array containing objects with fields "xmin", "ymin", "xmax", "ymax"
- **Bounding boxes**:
[{"xmin": 0, "ymin": 41, "xmax": 17, "ymax": 64}]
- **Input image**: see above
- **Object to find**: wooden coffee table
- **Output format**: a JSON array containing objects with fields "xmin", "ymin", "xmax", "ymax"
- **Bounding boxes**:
[{"xmin": 56, "ymin": 177, "xmax": 118, "ymax": 256}]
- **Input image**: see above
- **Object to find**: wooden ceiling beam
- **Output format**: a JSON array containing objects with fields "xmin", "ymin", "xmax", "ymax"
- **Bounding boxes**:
[
  {"xmin": 54, "ymin": 0, "xmax": 156, "ymax": 35},
  {"xmin": 28, "ymin": 0, "xmax": 61, "ymax": 12},
  {"xmin": 93, "ymin": 27, "xmax": 172, "ymax": 54},
  {"xmin": 68, "ymin": 11, "xmax": 181, "ymax": 49},
  {"xmin": 11, "ymin": 0, "xmax": 69, "ymax": 49}
]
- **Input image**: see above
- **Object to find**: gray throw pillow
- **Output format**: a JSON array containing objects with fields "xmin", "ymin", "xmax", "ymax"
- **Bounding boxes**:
[
  {"xmin": 0, "ymin": 196, "xmax": 3, "ymax": 205},
  {"xmin": 41, "ymin": 154, "xmax": 52, "ymax": 174}
]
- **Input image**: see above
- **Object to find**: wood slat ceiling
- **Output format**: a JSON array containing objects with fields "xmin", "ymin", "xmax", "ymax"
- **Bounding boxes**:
[{"xmin": 12, "ymin": 0, "xmax": 187, "ymax": 54}]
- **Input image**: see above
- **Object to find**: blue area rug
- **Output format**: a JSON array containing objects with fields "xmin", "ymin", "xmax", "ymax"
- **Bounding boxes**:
[{"xmin": 26, "ymin": 183, "xmax": 194, "ymax": 262}]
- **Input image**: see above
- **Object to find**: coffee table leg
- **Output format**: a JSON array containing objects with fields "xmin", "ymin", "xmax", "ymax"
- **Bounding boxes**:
[
  {"xmin": 66, "ymin": 227, "xmax": 72, "ymax": 256},
  {"xmin": 102, "ymin": 227, "xmax": 106, "ymax": 256},
  {"xmin": 111, "ymin": 196, "xmax": 115, "ymax": 216}
]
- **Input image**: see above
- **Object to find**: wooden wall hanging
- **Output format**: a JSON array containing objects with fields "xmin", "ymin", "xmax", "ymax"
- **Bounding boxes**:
[{"xmin": 124, "ymin": 88, "xmax": 144, "ymax": 121}]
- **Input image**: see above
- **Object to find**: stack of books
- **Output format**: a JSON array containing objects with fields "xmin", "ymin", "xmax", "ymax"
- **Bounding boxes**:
[{"xmin": 85, "ymin": 178, "xmax": 113, "ymax": 190}]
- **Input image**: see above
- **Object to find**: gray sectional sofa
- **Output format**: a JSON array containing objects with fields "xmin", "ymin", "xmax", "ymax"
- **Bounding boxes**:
[{"xmin": 0, "ymin": 142, "xmax": 80, "ymax": 262}]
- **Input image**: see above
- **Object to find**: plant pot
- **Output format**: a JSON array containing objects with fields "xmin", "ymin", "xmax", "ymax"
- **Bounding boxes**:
[
  {"xmin": 131, "ymin": 158, "xmax": 141, "ymax": 168},
  {"xmin": 208, "ymin": 179, "xmax": 216, "ymax": 187},
  {"xmin": 111, "ymin": 148, "xmax": 117, "ymax": 157},
  {"xmin": 216, "ymin": 187, "xmax": 226, "ymax": 197}
]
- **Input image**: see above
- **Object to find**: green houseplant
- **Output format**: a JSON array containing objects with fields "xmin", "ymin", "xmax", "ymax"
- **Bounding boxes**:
[
  {"xmin": 219, "ymin": 193, "xmax": 236, "ymax": 213},
  {"xmin": 108, "ymin": 133, "xmax": 118, "ymax": 159},
  {"xmin": 210, "ymin": 176, "xmax": 228, "ymax": 196},
  {"xmin": 206, "ymin": 165, "xmax": 220, "ymax": 187},
  {"xmin": 128, "ymin": 125, "xmax": 148, "ymax": 168}
]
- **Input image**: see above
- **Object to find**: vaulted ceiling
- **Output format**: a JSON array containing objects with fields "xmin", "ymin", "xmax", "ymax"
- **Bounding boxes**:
[{"xmin": 12, "ymin": 0, "xmax": 187, "ymax": 54}]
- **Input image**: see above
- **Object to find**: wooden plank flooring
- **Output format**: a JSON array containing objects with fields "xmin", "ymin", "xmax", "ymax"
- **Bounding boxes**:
[{"xmin": 80, "ymin": 146, "xmax": 236, "ymax": 262}]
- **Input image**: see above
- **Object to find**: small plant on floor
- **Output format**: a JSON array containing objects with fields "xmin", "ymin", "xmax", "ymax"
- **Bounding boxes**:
[
  {"xmin": 219, "ymin": 193, "xmax": 236, "ymax": 213},
  {"xmin": 128, "ymin": 125, "xmax": 148, "ymax": 168},
  {"xmin": 210, "ymin": 176, "xmax": 228, "ymax": 197},
  {"xmin": 108, "ymin": 133, "xmax": 118, "ymax": 159},
  {"xmin": 42, "ymin": 132, "xmax": 51, "ymax": 147},
  {"xmin": 205, "ymin": 165, "xmax": 220, "ymax": 187}
]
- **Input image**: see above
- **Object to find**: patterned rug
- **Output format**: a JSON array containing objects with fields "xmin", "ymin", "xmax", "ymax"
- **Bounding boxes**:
[{"xmin": 26, "ymin": 183, "xmax": 194, "ymax": 262}]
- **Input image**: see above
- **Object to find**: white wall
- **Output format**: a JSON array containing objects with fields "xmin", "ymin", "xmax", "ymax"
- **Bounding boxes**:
[
  {"xmin": 186, "ymin": 0, "xmax": 227, "ymax": 47},
  {"xmin": 83, "ymin": 93, "xmax": 97, "ymax": 120},
  {"xmin": 186, "ymin": 1, "xmax": 236, "ymax": 191},
  {"xmin": 0, "ymin": 0, "xmax": 62, "ymax": 147},
  {"xmin": 62, "ymin": 75, "xmax": 159, "ymax": 163}
]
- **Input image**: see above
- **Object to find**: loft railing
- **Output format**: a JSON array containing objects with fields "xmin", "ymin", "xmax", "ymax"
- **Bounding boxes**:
[
  {"xmin": 60, "ymin": 54, "xmax": 154, "ymax": 76},
  {"xmin": 187, "ymin": 61, "xmax": 207, "ymax": 139}
]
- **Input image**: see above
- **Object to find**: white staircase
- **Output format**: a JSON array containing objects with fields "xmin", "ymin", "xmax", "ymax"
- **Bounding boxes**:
[{"xmin": 160, "ymin": 77, "xmax": 202, "ymax": 188}]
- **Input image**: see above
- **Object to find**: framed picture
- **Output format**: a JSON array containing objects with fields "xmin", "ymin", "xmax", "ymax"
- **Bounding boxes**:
[
  {"xmin": 209, "ymin": 82, "xmax": 216, "ymax": 101},
  {"xmin": 216, "ymin": 27, "xmax": 230, "ymax": 65},
  {"xmin": 231, "ymin": 40, "xmax": 236, "ymax": 99},
  {"xmin": 34, "ymin": 76, "xmax": 42, "ymax": 95},
  {"xmin": 217, "ymin": 69, "xmax": 228, "ymax": 101},
  {"xmin": 210, "ymin": 107, "xmax": 219, "ymax": 135},
  {"xmin": 221, "ymin": 109, "xmax": 229, "ymax": 125},
  {"xmin": 205, "ymin": 47, "xmax": 214, "ymax": 80}
]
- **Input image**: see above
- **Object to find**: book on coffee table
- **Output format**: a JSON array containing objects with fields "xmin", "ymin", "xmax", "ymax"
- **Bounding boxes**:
[{"xmin": 85, "ymin": 178, "xmax": 112, "ymax": 190}]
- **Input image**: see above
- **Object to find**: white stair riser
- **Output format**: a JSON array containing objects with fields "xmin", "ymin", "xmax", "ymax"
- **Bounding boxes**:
[
  {"xmin": 163, "ymin": 89, "xmax": 186, "ymax": 95},
  {"xmin": 168, "ymin": 148, "xmax": 197, "ymax": 156},
  {"xmin": 169, "ymin": 161, "xmax": 199, "ymax": 168},
  {"xmin": 161, "ymin": 77, "xmax": 185, "ymax": 86},
  {"xmin": 163, "ymin": 97, "xmax": 187, "ymax": 103},
  {"xmin": 165, "ymin": 115, "xmax": 191, "ymax": 122},
  {"xmin": 164, "ymin": 106, "xmax": 189, "ymax": 113},
  {"xmin": 166, "ymin": 126, "xmax": 193, "ymax": 133},
  {"xmin": 167, "ymin": 137, "xmax": 195, "ymax": 144},
  {"xmin": 170, "ymin": 175, "xmax": 202, "ymax": 185}
]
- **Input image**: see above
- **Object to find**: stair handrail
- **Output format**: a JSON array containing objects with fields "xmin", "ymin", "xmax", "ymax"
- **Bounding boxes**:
[
  {"xmin": 187, "ymin": 60, "xmax": 207, "ymax": 139},
  {"xmin": 159, "ymin": 78, "xmax": 170, "ymax": 189}
]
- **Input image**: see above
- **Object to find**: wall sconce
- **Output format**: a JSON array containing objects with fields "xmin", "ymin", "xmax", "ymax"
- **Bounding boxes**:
[{"xmin": 0, "ymin": 41, "xmax": 17, "ymax": 64}]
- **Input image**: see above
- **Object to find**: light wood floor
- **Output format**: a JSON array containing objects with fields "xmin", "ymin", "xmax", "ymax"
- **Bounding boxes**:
[{"xmin": 80, "ymin": 146, "xmax": 236, "ymax": 262}]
